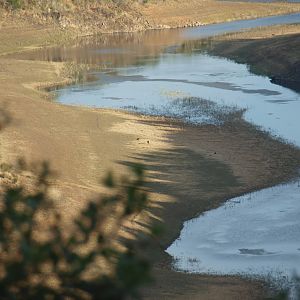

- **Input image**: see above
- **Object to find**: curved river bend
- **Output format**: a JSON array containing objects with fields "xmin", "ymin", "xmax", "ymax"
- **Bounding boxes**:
[{"xmin": 26, "ymin": 12, "xmax": 300, "ymax": 295}]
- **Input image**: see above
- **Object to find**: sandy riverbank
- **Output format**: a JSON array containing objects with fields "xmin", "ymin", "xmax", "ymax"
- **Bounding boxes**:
[
  {"xmin": 3, "ymin": 55, "xmax": 300, "ymax": 299},
  {"xmin": 1, "ymin": 13, "xmax": 300, "ymax": 300},
  {"xmin": 139, "ymin": 119, "xmax": 300, "ymax": 299},
  {"xmin": 140, "ymin": 0, "xmax": 300, "ymax": 29},
  {"xmin": 1, "ymin": 0, "xmax": 300, "ymax": 36}
]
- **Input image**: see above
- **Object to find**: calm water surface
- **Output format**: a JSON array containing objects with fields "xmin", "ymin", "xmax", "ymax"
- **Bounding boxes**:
[
  {"xmin": 58, "ymin": 53, "xmax": 300, "ymax": 145},
  {"xmin": 21, "ymin": 13, "xmax": 300, "ymax": 293},
  {"xmin": 167, "ymin": 180, "xmax": 300, "ymax": 294}
]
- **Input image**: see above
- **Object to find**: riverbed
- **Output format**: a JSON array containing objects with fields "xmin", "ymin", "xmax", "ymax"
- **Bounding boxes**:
[{"xmin": 22, "ymin": 12, "xmax": 300, "ymax": 296}]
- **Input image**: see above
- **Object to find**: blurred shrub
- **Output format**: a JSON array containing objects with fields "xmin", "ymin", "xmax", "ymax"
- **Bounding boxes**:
[
  {"xmin": 0, "ymin": 161, "xmax": 152, "ymax": 299},
  {"xmin": 0, "ymin": 0, "xmax": 23, "ymax": 9}
]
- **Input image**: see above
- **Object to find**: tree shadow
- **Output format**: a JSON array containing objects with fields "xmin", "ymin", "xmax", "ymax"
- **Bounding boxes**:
[{"xmin": 117, "ymin": 122, "xmax": 242, "ymax": 255}]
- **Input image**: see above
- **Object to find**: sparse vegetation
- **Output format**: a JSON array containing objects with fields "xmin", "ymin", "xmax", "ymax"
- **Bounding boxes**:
[
  {"xmin": 4, "ymin": 0, "xmax": 22, "ymax": 9},
  {"xmin": 141, "ymin": 97, "xmax": 246, "ymax": 126},
  {"xmin": 0, "ymin": 0, "xmax": 149, "ymax": 34},
  {"xmin": 1, "ymin": 0, "xmax": 300, "ymax": 35}
]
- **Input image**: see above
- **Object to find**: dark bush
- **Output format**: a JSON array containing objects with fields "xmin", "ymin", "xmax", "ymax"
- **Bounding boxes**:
[{"xmin": 0, "ymin": 161, "xmax": 152, "ymax": 299}]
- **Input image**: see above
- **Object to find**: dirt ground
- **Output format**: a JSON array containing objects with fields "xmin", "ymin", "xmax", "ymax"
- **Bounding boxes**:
[
  {"xmin": 136, "ymin": 119, "xmax": 300, "ymax": 299},
  {"xmin": 1, "ymin": 0, "xmax": 300, "ymax": 34},
  {"xmin": 140, "ymin": 0, "xmax": 300, "ymax": 28},
  {"xmin": 205, "ymin": 24, "xmax": 300, "ymax": 92},
  {"xmin": 1, "ymin": 7, "xmax": 300, "ymax": 300}
]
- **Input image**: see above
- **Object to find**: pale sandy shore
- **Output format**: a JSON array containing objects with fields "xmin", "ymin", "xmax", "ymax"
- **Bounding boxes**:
[{"xmin": 1, "ymin": 18, "xmax": 300, "ymax": 299}]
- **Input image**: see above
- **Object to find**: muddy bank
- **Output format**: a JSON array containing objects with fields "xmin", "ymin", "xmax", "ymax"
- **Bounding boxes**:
[
  {"xmin": 137, "ymin": 118, "xmax": 300, "ymax": 299},
  {"xmin": 140, "ymin": 0, "xmax": 300, "ymax": 29},
  {"xmin": 204, "ymin": 24, "xmax": 300, "ymax": 92}
]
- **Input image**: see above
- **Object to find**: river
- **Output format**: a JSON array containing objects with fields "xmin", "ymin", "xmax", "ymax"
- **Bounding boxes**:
[{"xmin": 21, "ymin": 12, "xmax": 300, "ymax": 297}]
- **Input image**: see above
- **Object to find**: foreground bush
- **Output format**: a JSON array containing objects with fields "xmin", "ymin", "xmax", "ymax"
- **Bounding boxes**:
[{"xmin": 0, "ymin": 161, "xmax": 152, "ymax": 299}]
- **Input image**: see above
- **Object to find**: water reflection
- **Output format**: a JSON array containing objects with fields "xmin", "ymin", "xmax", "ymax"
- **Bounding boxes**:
[
  {"xmin": 10, "ymin": 29, "xmax": 184, "ymax": 67},
  {"xmin": 56, "ymin": 51, "xmax": 300, "ymax": 145},
  {"xmin": 11, "ymin": 11, "xmax": 298, "ymax": 145},
  {"xmin": 10, "ymin": 13, "xmax": 300, "ymax": 70}
]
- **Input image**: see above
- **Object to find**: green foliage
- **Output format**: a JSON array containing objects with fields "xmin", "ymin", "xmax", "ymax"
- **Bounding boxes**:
[
  {"xmin": 2, "ymin": 0, "xmax": 23, "ymax": 9},
  {"xmin": 0, "ymin": 161, "xmax": 152, "ymax": 299}
]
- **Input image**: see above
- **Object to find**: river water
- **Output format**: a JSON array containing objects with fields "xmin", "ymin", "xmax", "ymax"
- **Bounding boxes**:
[{"xmin": 21, "ymin": 12, "xmax": 300, "ymax": 295}]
